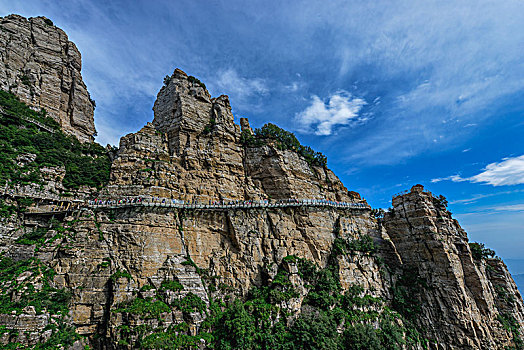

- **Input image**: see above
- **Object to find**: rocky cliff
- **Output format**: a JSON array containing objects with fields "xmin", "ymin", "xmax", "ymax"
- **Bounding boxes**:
[
  {"xmin": 105, "ymin": 68, "xmax": 352, "ymax": 203},
  {"xmin": 0, "ymin": 15, "xmax": 523, "ymax": 350},
  {"xmin": 0, "ymin": 14, "xmax": 96, "ymax": 142},
  {"xmin": 385, "ymin": 186, "xmax": 524, "ymax": 348}
]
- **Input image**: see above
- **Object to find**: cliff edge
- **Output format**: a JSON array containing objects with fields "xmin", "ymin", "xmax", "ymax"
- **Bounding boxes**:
[{"xmin": 0, "ymin": 14, "xmax": 96, "ymax": 142}]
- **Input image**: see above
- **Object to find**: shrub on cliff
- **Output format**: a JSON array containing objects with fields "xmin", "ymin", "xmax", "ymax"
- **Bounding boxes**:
[
  {"xmin": 469, "ymin": 242, "xmax": 496, "ymax": 260},
  {"xmin": 241, "ymin": 122, "xmax": 328, "ymax": 167},
  {"xmin": 188, "ymin": 75, "xmax": 206, "ymax": 90},
  {"xmin": 207, "ymin": 253, "xmax": 425, "ymax": 349},
  {"xmin": 0, "ymin": 90, "xmax": 111, "ymax": 189}
]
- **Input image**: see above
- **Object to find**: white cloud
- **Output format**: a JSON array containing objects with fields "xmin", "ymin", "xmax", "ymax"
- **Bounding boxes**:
[
  {"xmin": 299, "ymin": 0, "xmax": 524, "ymax": 165},
  {"xmin": 470, "ymin": 156, "xmax": 524, "ymax": 186},
  {"xmin": 295, "ymin": 91, "xmax": 366, "ymax": 136},
  {"xmin": 432, "ymin": 155, "xmax": 524, "ymax": 186},
  {"xmin": 431, "ymin": 174, "xmax": 467, "ymax": 184},
  {"xmin": 7, "ymin": 0, "xmax": 524, "ymax": 167},
  {"xmin": 283, "ymin": 81, "xmax": 302, "ymax": 93},
  {"xmin": 489, "ymin": 204, "xmax": 524, "ymax": 212},
  {"xmin": 211, "ymin": 69, "xmax": 268, "ymax": 106},
  {"xmin": 457, "ymin": 203, "xmax": 524, "ymax": 215},
  {"xmin": 449, "ymin": 189, "xmax": 524, "ymax": 205}
]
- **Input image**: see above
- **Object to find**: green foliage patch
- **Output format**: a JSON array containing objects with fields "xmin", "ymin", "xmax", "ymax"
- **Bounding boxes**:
[
  {"xmin": 160, "ymin": 279, "xmax": 184, "ymax": 292},
  {"xmin": 498, "ymin": 312, "xmax": 523, "ymax": 350},
  {"xmin": 15, "ymin": 226, "xmax": 48, "ymax": 245},
  {"xmin": 495, "ymin": 285, "xmax": 516, "ymax": 306},
  {"xmin": 469, "ymin": 242, "xmax": 496, "ymax": 260},
  {"xmin": 43, "ymin": 18, "xmax": 54, "ymax": 26},
  {"xmin": 0, "ymin": 198, "xmax": 17, "ymax": 217},
  {"xmin": 113, "ymin": 283, "xmax": 210, "ymax": 347},
  {"xmin": 241, "ymin": 123, "xmax": 328, "ymax": 167},
  {"xmin": 0, "ymin": 256, "xmax": 71, "ymax": 316},
  {"xmin": 173, "ymin": 292, "xmax": 207, "ymax": 314},
  {"xmin": 15, "ymin": 219, "xmax": 74, "ymax": 248},
  {"xmin": 206, "ymin": 253, "xmax": 426, "ymax": 350},
  {"xmin": 110, "ymin": 269, "xmax": 133, "ymax": 281},
  {"xmin": 115, "ymin": 297, "xmax": 170, "ymax": 320},
  {"xmin": 202, "ymin": 117, "xmax": 217, "ymax": 134},
  {"xmin": 187, "ymin": 75, "xmax": 207, "ymax": 90},
  {"xmin": 140, "ymin": 323, "xmax": 211, "ymax": 349},
  {"xmin": 333, "ymin": 235, "xmax": 376, "ymax": 256},
  {"xmin": 390, "ymin": 265, "xmax": 430, "ymax": 347},
  {"xmin": 0, "ymin": 90, "xmax": 111, "ymax": 189}
]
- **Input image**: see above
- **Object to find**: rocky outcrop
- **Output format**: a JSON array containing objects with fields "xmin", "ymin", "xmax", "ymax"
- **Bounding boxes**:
[
  {"xmin": 384, "ymin": 185, "xmax": 524, "ymax": 349},
  {"xmin": 0, "ymin": 14, "xmax": 96, "ymax": 142},
  {"xmin": 104, "ymin": 69, "xmax": 355, "ymax": 203}
]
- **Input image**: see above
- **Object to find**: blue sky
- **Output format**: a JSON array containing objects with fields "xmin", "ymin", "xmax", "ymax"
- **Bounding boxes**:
[{"xmin": 2, "ymin": 0, "xmax": 523, "ymax": 263}]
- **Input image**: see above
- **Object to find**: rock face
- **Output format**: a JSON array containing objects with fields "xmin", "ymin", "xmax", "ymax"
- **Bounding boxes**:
[
  {"xmin": 385, "ymin": 186, "xmax": 524, "ymax": 349},
  {"xmin": 0, "ymin": 21, "xmax": 523, "ymax": 349},
  {"xmin": 0, "ymin": 14, "xmax": 96, "ymax": 142},
  {"xmin": 104, "ymin": 68, "xmax": 353, "ymax": 203}
]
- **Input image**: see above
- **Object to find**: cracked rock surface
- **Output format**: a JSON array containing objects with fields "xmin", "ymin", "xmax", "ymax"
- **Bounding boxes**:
[{"xmin": 0, "ymin": 14, "xmax": 96, "ymax": 142}]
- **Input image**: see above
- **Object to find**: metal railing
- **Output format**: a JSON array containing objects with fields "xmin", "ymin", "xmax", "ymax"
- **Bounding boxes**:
[
  {"xmin": 87, "ymin": 198, "xmax": 371, "ymax": 211},
  {"xmin": 0, "ymin": 107, "xmax": 56, "ymax": 133}
]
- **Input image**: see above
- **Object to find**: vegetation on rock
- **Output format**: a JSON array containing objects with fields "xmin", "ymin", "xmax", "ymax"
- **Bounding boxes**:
[
  {"xmin": 187, "ymin": 75, "xmax": 207, "ymax": 90},
  {"xmin": 204, "ymin": 252, "xmax": 427, "ymax": 350},
  {"xmin": 0, "ymin": 256, "xmax": 79, "ymax": 349},
  {"xmin": 0, "ymin": 90, "xmax": 111, "ymax": 189},
  {"xmin": 333, "ymin": 235, "xmax": 376, "ymax": 255},
  {"xmin": 469, "ymin": 242, "xmax": 496, "ymax": 261},
  {"xmin": 241, "ymin": 123, "xmax": 327, "ymax": 167}
]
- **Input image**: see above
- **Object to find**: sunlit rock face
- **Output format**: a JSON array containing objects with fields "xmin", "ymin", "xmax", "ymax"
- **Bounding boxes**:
[
  {"xmin": 385, "ymin": 186, "xmax": 524, "ymax": 349},
  {"xmin": 105, "ymin": 68, "xmax": 353, "ymax": 203},
  {"xmin": 0, "ymin": 14, "xmax": 96, "ymax": 142}
]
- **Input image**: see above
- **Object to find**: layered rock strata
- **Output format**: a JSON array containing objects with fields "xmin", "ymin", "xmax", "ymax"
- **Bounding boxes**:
[
  {"xmin": 0, "ymin": 14, "xmax": 96, "ymax": 142},
  {"xmin": 104, "ymin": 68, "xmax": 354, "ymax": 203},
  {"xmin": 385, "ymin": 185, "xmax": 524, "ymax": 349}
]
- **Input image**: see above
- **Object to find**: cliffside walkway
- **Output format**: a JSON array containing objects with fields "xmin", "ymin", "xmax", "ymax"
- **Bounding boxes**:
[
  {"xmin": 4, "ymin": 193, "xmax": 371, "ymax": 215},
  {"xmin": 15, "ymin": 198, "xmax": 370, "ymax": 215},
  {"xmin": 87, "ymin": 198, "xmax": 371, "ymax": 211},
  {"xmin": 0, "ymin": 107, "xmax": 56, "ymax": 134}
]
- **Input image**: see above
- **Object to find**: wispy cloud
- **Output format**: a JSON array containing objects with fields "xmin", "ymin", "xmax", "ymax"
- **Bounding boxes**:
[
  {"xmin": 458, "ymin": 204, "xmax": 524, "ymax": 215},
  {"xmin": 295, "ymin": 91, "xmax": 366, "ymax": 136},
  {"xmin": 307, "ymin": 0, "xmax": 524, "ymax": 165},
  {"xmin": 432, "ymin": 155, "xmax": 524, "ymax": 186},
  {"xmin": 450, "ymin": 189, "xmax": 524, "ymax": 205},
  {"xmin": 489, "ymin": 204, "xmax": 524, "ymax": 212},
  {"xmin": 5, "ymin": 0, "xmax": 524, "ymax": 167},
  {"xmin": 282, "ymin": 81, "xmax": 303, "ymax": 93},
  {"xmin": 431, "ymin": 175, "xmax": 468, "ymax": 184},
  {"xmin": 209, "ymin": 69, "xmax": 268, "ymax": 110}
]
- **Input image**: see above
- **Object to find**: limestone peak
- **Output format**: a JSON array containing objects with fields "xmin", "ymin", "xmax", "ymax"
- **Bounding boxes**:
[
  {"xmin": 0, "ymin": 14, "xmax": 96, "ymax": 142},
  {"xmin": 151, "ymin": 69, "xmax": 239, "ymax": 157}
]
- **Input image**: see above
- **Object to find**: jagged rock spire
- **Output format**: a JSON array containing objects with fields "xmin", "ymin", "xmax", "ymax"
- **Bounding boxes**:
[
  {"xmin": 0, "ymin": 14, "xmax": 96, "ymax": 142},
  {"xmin": 152, "ymin": 68, "xmax": 237, "ymax": 155}
]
